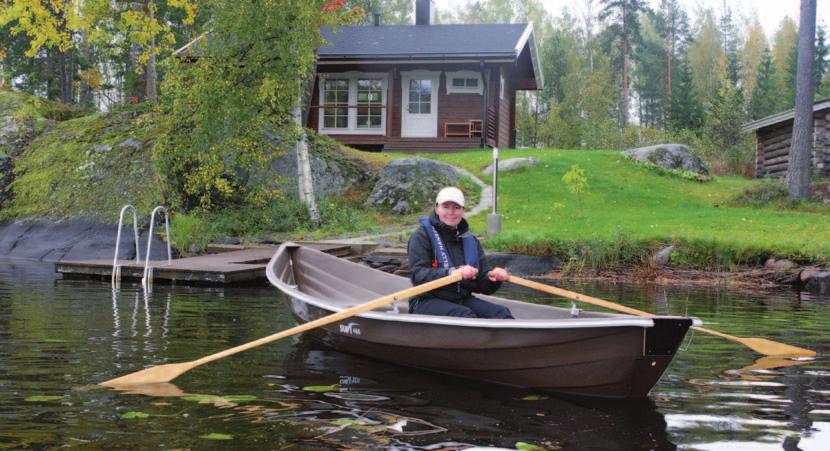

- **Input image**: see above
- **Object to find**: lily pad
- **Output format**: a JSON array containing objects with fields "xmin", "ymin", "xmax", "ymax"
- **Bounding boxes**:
[
  {"xmin": 330, "ymin": 418, "xmax": 366, "ymax": 427},
  {"xmin": 521, "ymin": 394, "xmax": 549, "ymax": 401},
  {"xmin": 121, "ymin": 411, "xmax": 150, "ymax": 419},
  {"xmin": 25, "ymin": 395, "xmax": 62, "ymax": 402},
  {"xmin": 324, "ymin": 392, "xmax": 389, "ymax": 401},
  {"xmin": 182, "ymin": 394, "xmax": 222, "ymax": 403},
  {"xmin": 516, "ymin": 442, "xmax": 546, "ymax": 451},
  {"xmin": 200, "ymin": 433, "xmax": 233, "ymax": 440},
  {"xmin": 302, "ymin": 384, "xmax": 339, "ymax": 393},
  {"xmin": 222, "ymin": 395, "xmax": 257, "ymax": 403}
]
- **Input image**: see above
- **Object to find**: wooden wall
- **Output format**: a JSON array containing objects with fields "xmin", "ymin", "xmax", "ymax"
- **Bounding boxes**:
[
  {"xmin": 309, "ymin": 62, "xmax": 518, "ymax": 151},
  {"xmin": 755, "ymin": 109, "xmax": 830, "ymax": 178}
]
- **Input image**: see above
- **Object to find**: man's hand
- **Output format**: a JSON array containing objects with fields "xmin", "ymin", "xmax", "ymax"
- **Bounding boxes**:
[
  {"xmin": 452, "ymin": 265, "xmax": 479, "ymax": 280},
  {"xmin": 488, "ymin": 267, "xmax": 509, "ymax": 282}
]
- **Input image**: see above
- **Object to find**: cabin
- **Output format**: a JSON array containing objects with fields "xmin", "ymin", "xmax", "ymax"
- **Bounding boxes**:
[
  {"xmin": 310, "ymin": 0, "xmax": 543, "ymax": 151},
  {"xmin": 742, "ymin": 98, "xmax": 830, "ymax": 178}
]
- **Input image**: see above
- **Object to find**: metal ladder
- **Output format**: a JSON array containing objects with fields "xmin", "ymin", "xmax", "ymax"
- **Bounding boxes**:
[
  {"xmin": 111, "ymin": 205, "xmax": 172, "ymax": 289},
  {"xmin": 112, "ymin": 205, "xmax": 141, "ymax": 288}
]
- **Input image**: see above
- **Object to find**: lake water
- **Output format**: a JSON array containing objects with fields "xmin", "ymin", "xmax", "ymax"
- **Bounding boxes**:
[{"xmin": 0, "ymin": 259, "xmax": 828, "ymax": 450}]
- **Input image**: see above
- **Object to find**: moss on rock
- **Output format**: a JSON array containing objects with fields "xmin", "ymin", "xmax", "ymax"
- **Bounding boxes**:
[{"xmin": 1, "ymin": 106, "xmax": 163, "ymax": 221}]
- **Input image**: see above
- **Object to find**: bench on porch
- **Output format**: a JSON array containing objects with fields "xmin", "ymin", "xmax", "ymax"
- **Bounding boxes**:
[{"xmin": 444, "ymin": 120, "xmax": 483, "ymax": 138}]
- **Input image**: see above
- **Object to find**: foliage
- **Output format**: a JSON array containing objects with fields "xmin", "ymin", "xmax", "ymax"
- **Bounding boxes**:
[
  {"xmin": 153, "ymin": 0, "xmax": 360, "ymax": 211},
  {"xmin": 561, "ymin": 164, "xmax": 588, "ymax": 219},
  {"xmin": 624, "ymin": 157, "xmax": 712, "ymax": 182},
  {"xmin": 1, "ymin": 106, "xmax": 163, "ymax": 220}
]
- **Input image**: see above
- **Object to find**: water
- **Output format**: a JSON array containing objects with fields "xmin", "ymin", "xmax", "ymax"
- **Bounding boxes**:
[{"xmin": 0, "ymin": 260, "xmax": 828, "ymax": 450}]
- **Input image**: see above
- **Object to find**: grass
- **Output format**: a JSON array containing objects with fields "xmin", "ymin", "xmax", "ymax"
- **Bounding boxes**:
[{"xmin": 392, "ymin": 148, "xmax": 830, "ymax": 269}]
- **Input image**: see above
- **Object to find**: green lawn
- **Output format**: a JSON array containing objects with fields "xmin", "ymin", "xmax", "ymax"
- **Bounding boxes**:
[{"xmin": 387, "ymin": 148, "xmax": 830, "ymax": 268}]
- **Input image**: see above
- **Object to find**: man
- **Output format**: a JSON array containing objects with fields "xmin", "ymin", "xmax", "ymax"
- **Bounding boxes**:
[{"xmin": 407, "ymin": 186, "xmax": 514, "ymax": 318}]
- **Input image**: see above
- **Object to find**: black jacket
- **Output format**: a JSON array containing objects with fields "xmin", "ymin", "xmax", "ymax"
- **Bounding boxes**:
[{"xmin": 407, "ymin": 212, "xmax": 501, "ymax": 302}]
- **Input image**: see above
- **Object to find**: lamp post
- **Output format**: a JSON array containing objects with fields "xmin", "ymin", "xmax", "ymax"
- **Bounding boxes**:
[{"xmin": 487, "ymin": 147, "xmax": 502, "ymax": 236}]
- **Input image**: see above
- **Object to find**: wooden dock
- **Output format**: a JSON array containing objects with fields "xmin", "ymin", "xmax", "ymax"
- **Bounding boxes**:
[{"xmin": 55, "ymin": 242, "xmax": 353, "ymax": 285}]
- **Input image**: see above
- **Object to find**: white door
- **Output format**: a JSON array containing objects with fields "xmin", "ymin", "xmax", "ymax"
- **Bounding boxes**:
[{"xmin": 401, "ymin": 72, "xmax": 438, "ymax": 137}]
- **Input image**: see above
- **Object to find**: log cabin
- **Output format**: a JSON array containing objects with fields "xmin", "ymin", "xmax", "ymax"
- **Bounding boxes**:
[
  {"xmin": 742, "ymin": 98, "xmax": 830, "ymax": 178},
  {"xmin": 311, "ymin": 0, "xmax": 543, "ymax": 151}
]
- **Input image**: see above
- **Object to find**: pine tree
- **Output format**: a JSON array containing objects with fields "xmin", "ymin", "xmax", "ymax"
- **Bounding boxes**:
[
  {"xmin": 719, "ymin": 3, "xmax": 740, "ymax": 86},
  {"xmin": 749, "ymin": 47, "xmax": 779, "ymax": 119},
  {"xmin": 654, "ymin": 0, "xmax": 689, "ymax": 124},
  {"xmin": 815, "ymin": 24, "xmax": 829, "ymax": 94},
  {"xmin": 599, "ymin": 0, "xmax": 647, "ymax": 128},
  {"xmin": 787, "ymin": 0, "xmax": 817, "ymax": 200},
  {"xmin": 668, "ymin": 57, "xmax": 703, "ymax": 131}
]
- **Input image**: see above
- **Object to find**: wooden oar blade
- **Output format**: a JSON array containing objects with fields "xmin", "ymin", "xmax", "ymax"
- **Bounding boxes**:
[
  {"xmin": 100, "ymin": 361, "xmax": 195, "ymax": 387},
  {"xmin": 738, "ymin": 337, "xmax": 817, "ymax": 358}
]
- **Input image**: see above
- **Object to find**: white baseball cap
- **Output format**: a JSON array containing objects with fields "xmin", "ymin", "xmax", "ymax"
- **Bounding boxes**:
[{"xmin": 435, "ymin": 187, "xmax": 465, "ymax": 207}]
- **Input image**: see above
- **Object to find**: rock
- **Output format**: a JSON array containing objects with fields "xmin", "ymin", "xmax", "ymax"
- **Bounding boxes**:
[
  {"xmin": 800, "ymin": 268, "xmax": 819, "ymax": 283},
  {"xmin": 259, "ymin": 131, "xmax": 373, "ymax": 198},
  {"xmin": 802, "ymin": 270, "xmax": 830, "ymax": 294},
  {"xmin": 482, "ymin": 157, "xmax": 541, "ymax": 176},
  {"xmin": 87, "ymin": 143, "xmax": 113, "ymax": 155},
  {"xmin": 116, "ymin": 137, "xmax": 143, "ymax": 150},
  {"xmin": 0, "ymin": 220, "xmax": 167, "ymax": 261},
  {"xmin": 623, "ymin": 144, "xmax": 709, "ymax": 175},
  {"xmin": 0, "ymin": 113, "xmax": 39, "ymax": 210},
  {"xmin": 652, "ymin": 245, "xmax": 675, "ymax": 266},
  {"xmin": 485, "ymin": 253, "xmax": 562, "ymax": 276},
  {"xmin": 376, "ymin": 264, "xmax": 399, "ymax": 273},
  {"xmin": 213, "ymin": 236, "xmax": 242, "ymax": 245},
  {"xmin": 365, "ymin": 158, "xmax": 459, "ymax": 214},
  {"xmin": 765, "ymin": 258, "xmax": 797, "ymax": 271}
]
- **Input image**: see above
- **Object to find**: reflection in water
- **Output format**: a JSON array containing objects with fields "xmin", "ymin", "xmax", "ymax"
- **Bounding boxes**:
[{"xmin": 1, "ymin": 260, "xmax": 828, "ymax": 450}]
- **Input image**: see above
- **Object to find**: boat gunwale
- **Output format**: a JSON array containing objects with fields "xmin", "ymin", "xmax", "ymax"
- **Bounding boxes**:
[{"xmin": 265, "ymin": 243, "xmax": 677, "ymax": 330}]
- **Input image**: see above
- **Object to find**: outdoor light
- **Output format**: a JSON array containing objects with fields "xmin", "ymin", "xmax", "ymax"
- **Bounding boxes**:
[{"xmin": 487, "ymin": 146, "xmax": 502, "ymax": 236}]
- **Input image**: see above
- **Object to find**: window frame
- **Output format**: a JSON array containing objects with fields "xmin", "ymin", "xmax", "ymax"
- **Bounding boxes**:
[
  {"xmin": 318, "ymin": 71, "xmax": 388, "ymax": 135},
  {"xmin": 445, "ymin": 70, "xmax": 483, "ymax": 95}
]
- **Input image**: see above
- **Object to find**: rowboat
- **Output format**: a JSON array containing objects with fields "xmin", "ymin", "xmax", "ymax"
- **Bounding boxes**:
[{"xmin": 265, "ymin": 243, "xmax": 698, "ymax": 399}]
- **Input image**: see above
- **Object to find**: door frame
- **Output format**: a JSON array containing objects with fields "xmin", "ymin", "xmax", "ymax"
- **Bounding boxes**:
[{"xmin": 401, "ymin": 70, "xmax": 440, "ymax": 138}]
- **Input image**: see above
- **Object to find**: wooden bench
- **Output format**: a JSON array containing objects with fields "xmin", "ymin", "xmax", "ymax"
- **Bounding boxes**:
[{"xmin": 445, "ymin": 122, "xmax": 471, "ymax": 137}]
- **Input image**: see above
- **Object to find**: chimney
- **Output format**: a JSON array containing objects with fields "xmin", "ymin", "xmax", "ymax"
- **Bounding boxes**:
[{"xmin": 415, "ymin": 0, "xmax": 434, "ymax": 25}]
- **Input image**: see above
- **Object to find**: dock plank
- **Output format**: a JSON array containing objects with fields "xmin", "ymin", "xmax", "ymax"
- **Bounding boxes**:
[{"xmin": 56, "ymin": 242, "xmax": 353, "ymax": 285}]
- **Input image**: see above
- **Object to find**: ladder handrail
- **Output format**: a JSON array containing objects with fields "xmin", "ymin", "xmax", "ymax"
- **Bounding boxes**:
[
  {"xmin": 142, "ymin": 206, "xmax": 172, "ymax": 289},
  {"xmin": 112, "ymin": 204, "xmax": 141, "ymax": 286}
]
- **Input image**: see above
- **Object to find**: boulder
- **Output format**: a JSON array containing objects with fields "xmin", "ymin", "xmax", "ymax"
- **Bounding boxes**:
[
  {"xmin": 365, "ymin": 158, "xmax": 460, "ymax": 214},
  {"xmin": 259, "ymin": 132, "xmax": 373, "ymax": 199},
  {"xmin": 482, "ymin": 157, "xmax": 541, "ymax": 176},
  {"xmin": 765, "ymin": 258, "xmax": 797, "ymax": 271},
  {"xmin": 0, "ymin": 220, "xmax": 167, "ymax": 262},
  {"xmin": 652, "ymin": 245, "xmax": 675, "ymax": 266},
  {"xmin": 801, "ymin": 270, "xmax": 830, "ymax": 294},
  {"xmin": 623, "ymin": 144, "xmax": 709, "ymax": 175}
]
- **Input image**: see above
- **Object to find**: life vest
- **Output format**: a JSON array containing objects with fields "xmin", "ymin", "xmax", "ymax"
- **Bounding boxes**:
[{"xmin": 419, "ymin": 217, "xmax": 479, "ymax": 270}]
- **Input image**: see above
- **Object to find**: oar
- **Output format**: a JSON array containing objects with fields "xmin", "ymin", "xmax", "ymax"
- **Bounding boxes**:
[
  {"xmin": 101, "ymin": 273, "xmax": 462, "ymax": 387},
  {"xmin": 507, "ymin": 275, "xmax": 816, "ymax": 358}
]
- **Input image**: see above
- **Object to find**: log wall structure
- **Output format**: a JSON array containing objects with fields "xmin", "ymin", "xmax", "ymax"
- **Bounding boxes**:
[{"xmin": 745, "ymin": 100, "xmax": 830, "ymax": 178}]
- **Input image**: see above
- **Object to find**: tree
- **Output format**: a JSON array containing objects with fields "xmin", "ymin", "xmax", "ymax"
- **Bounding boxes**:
[
  {"xmin": 686, "ymin": 8, "xmax": 725, "ymax": 107},
  {"xmin": 748, "ymin": 47, "xmax": 779, "ymax": 120},
  {"xmin": 346, "ymin": 0, "xmax": 410, "ymax": 25},
  {"xmin": 598, "ymin": 0, "xmax": 646, "ymax": 128},
  {"xmin": 816, "ymin": 24, "xmax": 829, "ymax": 93},
  {"xmin": 719, "ymin": 2, "xmax": 740, "ymax": 86},
  {"xmin": 741, "ymin": 16, "xmax": 768, "ymax": 102},
  {"xmin": 787, "ymin": 0, "xmax": 817, "ymax": 200},
  {"xmin": 654, "ymin": 0, "xmax": 689, "ymax": 124},
  {"xmin": 155, "ymin": 0, "xmax": 359, "ymax": 213},
  {"xmin": 772, "ymin": 17, "xmax": 799, "ymax": 109},
  {"xmin": 668, "ymin": 56, "xmax": 704, "ymax": 131},
  {"xmin": 634, "ymin": 14, "xmax": 666, "ymax": 127}
]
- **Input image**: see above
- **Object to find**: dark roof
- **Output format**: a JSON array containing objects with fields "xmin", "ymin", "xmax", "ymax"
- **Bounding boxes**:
[
  {"xmin": 742, "ymin": 98, "xmax": 830, "ymax": 132},
  {"xmin": 320, "ymin": 23, "xmax": 531, "ymax": 60}
]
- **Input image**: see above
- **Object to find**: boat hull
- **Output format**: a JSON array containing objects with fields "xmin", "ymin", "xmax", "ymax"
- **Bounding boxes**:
[{"xmin": 285, "ymin": 296, "xmax": 691, "ymax": 398}]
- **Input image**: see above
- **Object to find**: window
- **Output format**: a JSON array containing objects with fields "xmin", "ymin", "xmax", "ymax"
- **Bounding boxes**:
[
  {"xmin": 408, "ymin": 79, "xmax": 432, "ymax": 114},
  {"xmin": 319, "ymin": 73, "xmax": 387, "ymax": 134},
  {"xmin": 445, "ymin": 70, "xmax": 483, "ymax": 95},
  {"xmin": 322, "ymin": 79, "xmax": 349, "ymax": 129},
  {"xmin": 356, "ymin": 79, "xmax": 383, "ymax": 128}
]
